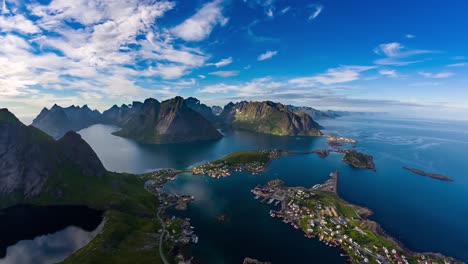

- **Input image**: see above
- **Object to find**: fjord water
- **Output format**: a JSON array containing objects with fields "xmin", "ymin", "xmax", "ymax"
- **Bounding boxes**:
[
  {"xmin": 79, "ymin": 117, "xmax": 468, "ymax": 263},
  {"xmin": 0, "ymin": 205, "xmax": 103, "ymax": 264}
]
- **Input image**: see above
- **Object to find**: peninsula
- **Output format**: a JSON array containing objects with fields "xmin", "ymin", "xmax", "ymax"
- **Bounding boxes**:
[
  {"xmin": 192, "ymin": 149, "xmax": 283, "ymax": 178},
  {"xmin": 403, "ymin": 166, "xmax": 454, "ymax": 182},
  {"xmin": 252, "ymin": 173, "xmax": 461, "ymax": 264}
]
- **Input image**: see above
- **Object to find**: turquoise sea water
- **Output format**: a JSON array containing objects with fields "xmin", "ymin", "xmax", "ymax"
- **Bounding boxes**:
[{"xmin": 79, "ymin": 117, "xmax": 468, "ymax": 263}]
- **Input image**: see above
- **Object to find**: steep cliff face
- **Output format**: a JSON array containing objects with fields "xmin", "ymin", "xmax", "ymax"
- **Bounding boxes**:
[
  {"xmin": 113, "ymin": 97, "xmax": 223, "ymax": 144},
  {"xmin": 0, "ymin": 109, "xmax": 106, "ymax": 198},
  {"xmin": 219, "ymin": 101, "xmax": 323, "ymax": 136},
  {"xmin": 32, "ymin": 104, "xmax": 102, "ymax": 139},
  {"xmin": 101, "ymin": 101, "xmax": 143, "ymax": 125},
  {"xmin": 184, "ymin": 97, "xmax": 218, "ymax": 123}
]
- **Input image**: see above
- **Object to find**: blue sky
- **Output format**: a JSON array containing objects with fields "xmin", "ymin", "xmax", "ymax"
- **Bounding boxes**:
[{"xmin": 0, "ymin": 0, "xmax": 467, "ymax": 122}]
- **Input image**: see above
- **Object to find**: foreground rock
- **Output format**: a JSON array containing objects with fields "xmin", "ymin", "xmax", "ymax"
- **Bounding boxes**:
[
  {"xmin": 219, "ymin": 101, "xmax": 323, "ymax": 136},
  {"xmin": 113, "ymin": 97, "xmax": 223, "ymax": 144},
  {"xmin": 0, "ymin": 109, "xmax": 105, "ymax": 197}
]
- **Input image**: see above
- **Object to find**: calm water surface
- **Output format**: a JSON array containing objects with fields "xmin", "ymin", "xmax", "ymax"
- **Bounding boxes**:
[
  {"xmin": 0, "ymin": 205, "xmax": 103, "ymax": 264},
  {"xmin": 79, "ymin": 117, "xmax": 468, "ymax": 263}
]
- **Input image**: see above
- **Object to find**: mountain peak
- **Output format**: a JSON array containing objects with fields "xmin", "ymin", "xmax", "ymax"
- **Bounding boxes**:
[{"xmin": 0, "ymin": 108, "xmax": 21, "ymax": 124}]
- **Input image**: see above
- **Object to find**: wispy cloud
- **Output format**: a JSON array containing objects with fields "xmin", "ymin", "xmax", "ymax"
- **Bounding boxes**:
[
  {"xmin": 258, "ymin": 50, "xmax": 278, "ymax": 61},
  {"xmin": 419, "ymin": 71, "xmax": 454, "ymax": 79},
  {"xmin": 374, "ymin": 42, "xmax": 435, "ymax": 66},
  {"xmin": 289, "ymin": 65, "xmax": 376, "ymax": 85},
  {"xmin": 379, "ymin": 69, "xmax": 398, "ymax": 77},
  {"xmin": 206, "ymin": 57, "xmax": 233, "ymax": 67},
  {"xmin": 209, "ymin": 70, "xmax": 240, "ymax": 77},
  {"xmin": 247, "ymin": 20, "xmax": 280, "ymax": 42},
  {"xmin": 406, "ymin": 34, "xmax": 415, "ymax": 39},
  {"xmin": 171, "ymin": 0, "xmax": 228, "ymax": 42},
  {"xmin": 308, "ymin": 4, "xmax": 323, "ymax": 20},
  {"xmin": 446, "ymin": 62, "xmax": 466, "ymax": 68},
  {"xmin": 0, "ymin": 0, "xmax": 222, "ymax": 117},
  {"xmin": 0, "ymin": 14, "xmax": 40, "ymax": 34},
  {"xmin": 280, "ymin": 6, "xmax": 291, "ymax": 14}
]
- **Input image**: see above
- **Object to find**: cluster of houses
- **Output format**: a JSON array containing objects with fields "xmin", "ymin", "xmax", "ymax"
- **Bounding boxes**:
[
  {"xmin": 252, "ymin": 180, "xmax": 455, "ymax": 264},
  {"xmin": 192, "ymin": 160, "xmax": 266, "ymax": 178}
]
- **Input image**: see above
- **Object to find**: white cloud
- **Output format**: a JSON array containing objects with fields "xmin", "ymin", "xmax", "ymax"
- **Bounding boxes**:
[
  {"xmin": 257, "ymin": 50, "xmax": 278, "ymax": 61},
  {"xmin": 308, "ymin": 4, "xmax": 323, "ymax": 20},
  {"xmin": 244, "ymin": 65, "xmax": 252, "ymax": 70},
  {"xmin": 374, "ymin": 42, "xmax": 435, "ymax": 66},
  {"xmin": 379, "ymin": 69, "xmax": 398, "ymax": 77},
  {"xmin": 209, "ymin": 70, "xmax": 239, "ymax": 77},
  {"xmin": 171, "ymin": 0, "xmax": 227, "ymax": 42},
  {"xmin": 0, "ymin": 14, "xmax": 41, "ymax": 33},
  {"xmin": 406, "ymin": 34, "xmax": 415, "ymax": 39},
  {"xmin": 198, "ymin": 75, "xmax": 206, "ymax": 79},
  {"xmin": 0, "ymin": 0, "xmax": 222, "ymax": 117},
  {"xmin": 206, "ymin": 57, "xmax": 233, "ymax": 67},
  {"xmin": 1, "ymin": 0, "xmax": 9, "ymax": 14},
  {"xmin": 280, "ymin": 6, "xmax": 290, "ymax": 14},
  {"xmin": 289, "ymin": 65, "xmax": 375, "ymax": 86},
  {"xmin": 199, "ymin": 77, "xmax": 280, "ymax": 96},
  {"xmin": 266, "ymin": 8, "xmax": 274, "ymax": 17},
  {"xmin": 446, "ymin": 63, "xmax": 466, "ymax": 67},
  {"xmin": 419, "ymin": 71, "xmax": 454, "ymax": 79}
]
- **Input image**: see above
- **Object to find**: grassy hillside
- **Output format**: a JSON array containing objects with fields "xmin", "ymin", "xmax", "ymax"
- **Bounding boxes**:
[
  {"xmin": 213, "ymin": 150, "xmax": 271, "ymax": 165},
  {"xmin": 0, "ymin": 164, "xmax": 167, "ymax": 263}
]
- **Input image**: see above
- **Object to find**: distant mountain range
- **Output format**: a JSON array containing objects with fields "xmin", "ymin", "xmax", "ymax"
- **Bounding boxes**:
[
  {"xmin": 29, "ymin": 97, "xmax": 359, "ymax": 143},
  {"xmin": 0, "ymin": 109, "xmax": 106, "ymax": 198},
  {"xmin": 32, "ymin": 104, "xmax": 102, "ymax": 139}
]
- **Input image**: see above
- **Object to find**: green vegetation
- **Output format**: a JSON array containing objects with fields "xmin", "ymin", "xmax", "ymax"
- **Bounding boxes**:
[
  {"xmin": 226, "ymin": 101, "xmax": 323, "ymax": 136},
  {"xmin": 0, "ymin": 164, "xmax": 169, "ymax": 263},
  {"xmin": 343, "ymin": 150, "xmax": 375, "ymax": 170},
  {"xmin": 254, "ymin": 181, "xmax": 461, "ymax": 264},
  {"xmin": 63, "ymin": 210, "xmax": 163, "ymax": 264},
  {"xmin": 0, "ymin": 109, "xmax": 20, "ymax": 123},
  {"xmin": 213, "ymin": 150, "xmax": 271, "ymax": 165}
]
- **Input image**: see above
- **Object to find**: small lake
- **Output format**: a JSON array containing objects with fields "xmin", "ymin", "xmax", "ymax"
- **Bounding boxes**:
[{"xmin": 0, "ymin": 205, "xmax": 103, "ymax": 264}]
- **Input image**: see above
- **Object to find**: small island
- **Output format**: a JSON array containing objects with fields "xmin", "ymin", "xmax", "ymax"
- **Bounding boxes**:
[
  {"xmin": 313, "ymin": 149, "xmax": 331, "ymax": 158},
  {"xmin": 252, "ymin": 174, "xmax": 461, "ymax": 264},
  {"xmin": 192, "ymin": 150, "xmax": 283, "ymax": 178},
  {"xmin": 403, "ymin": 166, "xmax": 454, "ymax": 182},
  {"xmin": 215, "ymin": 215, "xmax": 231, "ymax": 222},
  {"xmin": 342, "ymin": 150, "xmax": 376, "ymax": 170}
]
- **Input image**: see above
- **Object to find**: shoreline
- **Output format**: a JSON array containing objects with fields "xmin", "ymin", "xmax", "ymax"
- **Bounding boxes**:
[{"xmin": 251, "ymin": 173, "xmax": 462, "ymax": 264}]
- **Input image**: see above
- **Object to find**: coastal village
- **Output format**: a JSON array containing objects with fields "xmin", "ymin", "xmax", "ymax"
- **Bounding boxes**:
[
  {"xmin": 142, "ymin": 169, "xmax": 199, "ymax": 264},
  {"xmin": 191, "ymin": 149, "xmax": 283, "ymax": 178},
  {"xmin": 141, "ymin": 146, "xmax": 455, "ymax": 264},
  {"xmin": 252, "ymin": 172, "xmax": 460, "ymax": 264}
]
